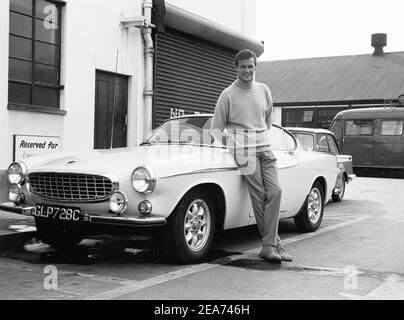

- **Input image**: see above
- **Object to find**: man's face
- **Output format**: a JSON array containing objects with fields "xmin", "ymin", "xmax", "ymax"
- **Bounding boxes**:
[{"xmin": 236, "ymin": 58, "xmax": 256, "ymax": 83}]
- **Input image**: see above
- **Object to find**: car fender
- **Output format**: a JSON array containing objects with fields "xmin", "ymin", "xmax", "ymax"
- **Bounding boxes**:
[{"xmin": 145, "ymin": 168, "xmax": 252, "ymax": 229}]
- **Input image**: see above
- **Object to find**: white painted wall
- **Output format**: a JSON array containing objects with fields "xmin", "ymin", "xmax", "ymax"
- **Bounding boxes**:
[
  {"xmin": 0, "ymin": 0, "xmax": 258, "ymax": 171},
  {"xmin": 273, "ymin": 107, "xmax": 282, "ymax": 125},
  {"xmin": 61, "ymin": 0, "xmax": 145, "ymax": 151},
  {"xmin": 0, "ymin": 0, "xmax": 145, "ymax": 170}
]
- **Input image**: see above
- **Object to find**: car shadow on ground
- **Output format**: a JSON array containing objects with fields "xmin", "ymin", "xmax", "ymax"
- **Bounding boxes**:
[
  {"xmin": 1, "ymin": 235, "xmax": 244, "ymax": 266},
  {"xmin": 0, "ymin": 219, "xmax": 306, "ymax": 267}
]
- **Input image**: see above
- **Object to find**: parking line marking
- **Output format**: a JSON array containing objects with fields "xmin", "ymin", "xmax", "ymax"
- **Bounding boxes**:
[{"xmin": 85, "ymin": 215, "xmax": 372, "ymax": 300}]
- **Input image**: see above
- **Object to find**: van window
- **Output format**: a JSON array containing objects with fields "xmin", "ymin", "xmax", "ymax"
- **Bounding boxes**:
[
  {"xmin": 345, "ymin": 120, "xmax": 373, "ymax": 136},
  {"xmin": 380, "ymin": 120, "xmax": 403, "ymax": 136}
]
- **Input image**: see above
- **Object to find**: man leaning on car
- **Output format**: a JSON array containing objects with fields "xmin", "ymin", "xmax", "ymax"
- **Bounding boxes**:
[{"xmin": 210, "ymin": 49, "xmax": 292, "ymax": 263}]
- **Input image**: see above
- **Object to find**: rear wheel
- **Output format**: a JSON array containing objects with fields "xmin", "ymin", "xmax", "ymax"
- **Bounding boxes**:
[
  {"xmin": 160, "ymin": 189, "xmax": 216, "ymax": 264},
  {"xmin": 332, "ymin": 175, "xmax": 346, "ymax": 202},
  {"xmin": 35, "ymin": 218, "xmax": 84, "ymax": 249},
  {"xmin": 294, "ymin": 181, "xmax": 324, "ymax": 232}
]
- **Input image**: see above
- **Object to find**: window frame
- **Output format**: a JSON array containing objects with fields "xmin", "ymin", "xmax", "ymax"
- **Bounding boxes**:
[
  {"xmin": 8, "ymin": 0, "xmax": 66, "ymax": 114},
  {"xmin": 380, "ymin": 120, "xmax": 403, "ymax": 136}
]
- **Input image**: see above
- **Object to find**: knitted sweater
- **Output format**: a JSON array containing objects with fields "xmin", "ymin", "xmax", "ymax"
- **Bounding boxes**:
[{"xmin": 211, "ymin": 80, "xmax": 273, "ymax": 151}]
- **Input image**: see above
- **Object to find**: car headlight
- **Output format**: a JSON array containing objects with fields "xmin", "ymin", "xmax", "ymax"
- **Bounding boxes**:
[
  {"xmin": 9, "ymin": 184, "xmax": 24, "ymax": 204},
  {"xmin": 131, "ymin": 166, "xmax": 157, "ymax": 195},
  {"xmin": 7, "ymin": 162, "xmax": 28, "ymax": 184}
]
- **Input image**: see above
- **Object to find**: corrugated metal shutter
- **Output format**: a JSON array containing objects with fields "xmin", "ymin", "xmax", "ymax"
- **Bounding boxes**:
[{"xmin": 153, "ymin": 28, "xmax": 237, "ymax": 128}]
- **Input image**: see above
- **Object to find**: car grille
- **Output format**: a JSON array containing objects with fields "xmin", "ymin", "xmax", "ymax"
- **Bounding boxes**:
[{"xmin": 28, "ymin": 172, "xmax": 114, "ymax": 202}]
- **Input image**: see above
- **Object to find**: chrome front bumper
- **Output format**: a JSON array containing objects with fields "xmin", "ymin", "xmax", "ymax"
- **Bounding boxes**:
[{"xmin": 0, "ymin": 203, "xmax": 167, "ymax": 227}]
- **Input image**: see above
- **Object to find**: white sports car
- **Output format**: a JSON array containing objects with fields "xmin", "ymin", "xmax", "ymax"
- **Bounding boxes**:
[{"xmin": 1, "ymin": 115, "xmax": 339, "ymax": 264}]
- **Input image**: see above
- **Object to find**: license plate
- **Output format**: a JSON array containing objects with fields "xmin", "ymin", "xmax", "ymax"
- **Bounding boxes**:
[{"xmin": 34, "ymin": 204, "xmax": 82, "ymax": 222}]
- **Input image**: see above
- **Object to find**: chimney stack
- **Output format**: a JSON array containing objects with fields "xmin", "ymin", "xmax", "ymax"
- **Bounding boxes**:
[{"xmin": 371, "ymin": 33, "xmax": 387, "ymax": 56}]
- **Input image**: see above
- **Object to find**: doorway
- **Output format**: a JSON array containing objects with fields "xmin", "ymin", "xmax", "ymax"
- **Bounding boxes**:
[{"xmin": 94, "ymin": 71, "xmax": 128, "ymax": 149}]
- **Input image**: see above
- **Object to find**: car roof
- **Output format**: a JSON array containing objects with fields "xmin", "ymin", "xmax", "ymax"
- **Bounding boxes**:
[
  {"xmin": 286, "ymin": 127, "xmax": 333, "ymax": 135},
  {"xmin": 333, "ymin": 107, "xmax": 404, "ymax": 120}
]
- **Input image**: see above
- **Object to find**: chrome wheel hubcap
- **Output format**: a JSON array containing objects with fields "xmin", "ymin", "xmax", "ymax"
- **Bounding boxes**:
[
  {"xmin": 184, "ymin": 200, "xmax": 211, "ymax": 252},
  {"xmin": 308, "ymin": 188, "xmax": 322, "ymax": 224}
]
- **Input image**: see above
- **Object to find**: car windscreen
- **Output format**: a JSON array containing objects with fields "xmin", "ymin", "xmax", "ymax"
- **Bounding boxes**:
[{"xmin": 147, "ymin": 117, "xmax": 213, "ymax": 145}]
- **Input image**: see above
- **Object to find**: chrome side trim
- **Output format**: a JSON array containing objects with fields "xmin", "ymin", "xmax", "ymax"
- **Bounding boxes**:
[
  {"xmin": 159, "ymin": 167, "xmax": 238, "ymax": 179},
  {"xmin": 89, "ymin": 216, "xmax": 166, "ymax": 227}
]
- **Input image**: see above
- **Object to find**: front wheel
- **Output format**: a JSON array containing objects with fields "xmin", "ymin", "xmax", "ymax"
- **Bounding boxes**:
[
  {"xmin": 294, "ymin": 181, "xmax": 324, "ymax": 232},
  {"xmin": 160, "ymin": 189, "xmax": 216, "ymax": 264}
]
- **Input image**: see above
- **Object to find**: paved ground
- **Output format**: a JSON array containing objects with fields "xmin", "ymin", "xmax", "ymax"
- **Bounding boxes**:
[{"xmin": 0, "ymin": 177, "xmax": 403, "ymax": 303}]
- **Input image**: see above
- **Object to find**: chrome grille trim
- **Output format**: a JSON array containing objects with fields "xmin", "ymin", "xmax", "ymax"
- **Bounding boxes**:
[{"xmin": 28, "ymin": 172, "xmax": 114, "ymax": 202}]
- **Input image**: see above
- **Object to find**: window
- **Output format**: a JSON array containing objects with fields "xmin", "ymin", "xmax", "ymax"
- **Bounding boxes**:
[
  {"xmin": 345, "ymin": 120, "xmax": 373, "ymax": 136},
  {"xmin": 326, "ymin": 135, "xmax": 340, "ymax": 154},
  {"xmin": 317, "ymin": 134, "xmax": 330, "ymax": 152},
  {"xmin": 380, "ymin": 120, "xmax": 403, "ymax": 136},
  {"xmin": 294, "ymin": 133, "xmax": 314, "ymax": 151},
  {"xmin": 8, "ymin": 0, "xmax": 63, "ymax": 110},
  {"xmin": 303, "ymin": 110, "xmax": 314, "ymax": 122}
]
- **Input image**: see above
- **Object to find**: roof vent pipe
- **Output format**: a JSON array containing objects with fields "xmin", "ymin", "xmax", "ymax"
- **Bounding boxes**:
[{"xmin": 371, "ymin": 33, "xmax": 387, "ymax": 56}]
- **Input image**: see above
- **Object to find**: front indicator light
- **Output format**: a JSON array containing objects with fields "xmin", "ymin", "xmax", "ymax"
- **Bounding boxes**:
[
  {"xmin": 138, "ymin": 200, "xmax": 152, "ymax": 215},
  {"xmin": 109, "ymin": 191, "xmax": 128, "ymax": 214},
  {"xmin": 9, "ymin": 184, "xmax": 25, "ymax": 204}
]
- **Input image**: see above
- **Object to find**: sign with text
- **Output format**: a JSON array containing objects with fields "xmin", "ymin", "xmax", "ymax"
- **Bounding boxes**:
[{"xmin": 14, "ymin": 135, "xmax": 62, "ymax": 161}]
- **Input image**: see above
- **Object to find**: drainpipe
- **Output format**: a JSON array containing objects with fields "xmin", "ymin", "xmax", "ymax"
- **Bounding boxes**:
[{"xmin": 142, "ymin": 0, "xmax": 154, "ymax": 141}]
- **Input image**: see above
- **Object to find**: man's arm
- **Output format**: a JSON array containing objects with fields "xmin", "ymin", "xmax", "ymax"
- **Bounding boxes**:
[
  {"xmin": 265, "ymin": 86, "xmax": 274, "ymax": 130},
  {"xmin": 210, "ymin": 92, "xmax": 229, "ymax": 142}
]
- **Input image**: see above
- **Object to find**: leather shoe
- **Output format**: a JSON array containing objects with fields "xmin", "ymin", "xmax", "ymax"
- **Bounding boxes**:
[
  {"xmin": 276, "ymin": 244, "xmax": 293, "ymax": 262},
  {"xmin": 259, "ymin": 246, "xmax": 282, "ymax": 263}
]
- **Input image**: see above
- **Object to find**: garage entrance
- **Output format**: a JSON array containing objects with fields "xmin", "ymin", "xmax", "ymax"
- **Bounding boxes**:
[{"xmin": 153, "ymin": 28, "xmax": 236, "ymax": 128}]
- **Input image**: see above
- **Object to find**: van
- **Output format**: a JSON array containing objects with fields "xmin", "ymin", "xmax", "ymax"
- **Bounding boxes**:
[{"xmin": 329, "ymin": 107, "xmax": 404, "ymax": 169}]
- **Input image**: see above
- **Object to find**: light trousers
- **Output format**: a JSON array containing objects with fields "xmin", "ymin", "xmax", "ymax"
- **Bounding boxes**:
[{"xmin": 234, "ymin": 149, "xmax": 282, "ymax": 247}]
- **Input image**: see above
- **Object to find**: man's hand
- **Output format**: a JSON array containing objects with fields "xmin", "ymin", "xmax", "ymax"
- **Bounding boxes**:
[{"xmin": 210, "ymin": 128, "xmax": 229, "ymax": 146}]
